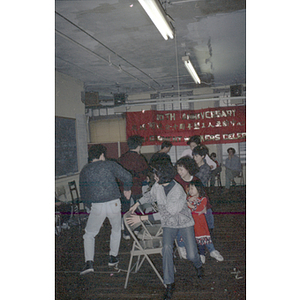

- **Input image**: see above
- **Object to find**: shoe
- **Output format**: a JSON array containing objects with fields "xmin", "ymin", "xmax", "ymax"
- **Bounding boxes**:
[
  {"xmin": 200, "ymin": 254, "xmax": 206, "ymax": 264},
  {"xmin": 210, "ymin": 250, "xmax": 224, "ymax": 261},
  {"xmin": 123, "ymin": 233, "xmax": 130, "ymax": 240},
  {"xmin": 80, "ymin": 261, "xmax": 94, "ymax": 275},
  {"xmin": 178, "ymin": 247, "xmax": 187, "ymax": 259},
  {"xmin": 108, "ymin": 255, "xmax": 119, "ymax": 267},
  {"xmin": 163, "ymin": 283, "xmax": 175, "ymax": 299},
  {"xmin": 195, "ymin": 266, "xmax": 203, "ymax": 279}
]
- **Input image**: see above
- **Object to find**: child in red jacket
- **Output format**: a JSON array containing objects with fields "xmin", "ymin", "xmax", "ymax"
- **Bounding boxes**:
[{"xmin": 188, "ymin": 179, "xmax": 224, "ymax": 263}]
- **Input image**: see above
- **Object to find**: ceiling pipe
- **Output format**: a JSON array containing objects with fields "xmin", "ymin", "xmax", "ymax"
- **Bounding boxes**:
[{"xmin": 114, "ymin": 95, "xmax": 246, "ymax": 108}]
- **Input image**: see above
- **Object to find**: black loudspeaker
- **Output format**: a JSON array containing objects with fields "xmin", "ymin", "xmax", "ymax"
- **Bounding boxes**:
[
  {"xmin": 82, "ymin": 92, "xmax": 99, "ymax": 105},
  {"xmin": 113, "ymin": 93, "xmax": 127, "ymax": 106},
  {"xmin": 230, "ymin": 85, "xmax": 242, "ymax": 97}
]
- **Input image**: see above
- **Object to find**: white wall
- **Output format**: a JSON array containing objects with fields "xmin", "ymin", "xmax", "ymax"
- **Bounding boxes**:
[
  {"xmin": 55, "ymin": 71, "xmax": 86, "ymax": 202},
  {"xmin": 55, "ymin": 71, "xmax": 85, "ymax": 118}
]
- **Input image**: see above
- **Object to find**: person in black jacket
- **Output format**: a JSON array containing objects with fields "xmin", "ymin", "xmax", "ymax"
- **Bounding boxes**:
[
  {"xmin": 149, "ymin": 141, "xmax": 173, "ymax": 169},
  {"xmin": 79, "ymin": 144, "xmax": 132, "ymax": 275}
]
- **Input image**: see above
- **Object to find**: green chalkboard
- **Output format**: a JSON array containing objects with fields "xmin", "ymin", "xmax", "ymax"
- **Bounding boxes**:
[{"xmin": 55, "ymin": 117, "xmax": 78, "ymax": 177}]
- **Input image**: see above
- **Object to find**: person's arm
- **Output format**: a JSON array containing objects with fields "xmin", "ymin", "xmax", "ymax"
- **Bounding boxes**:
[
  {"xmin": 123, "ymin": 190, "xmax": 131, "ymax": 200},
  {"xmin": 113, "ymin": 161, "xmax": 133, "ymax": 191},
  {"xmin": 205, "ymin": 155, "xmax": 217, "ymax": 170},
  {"xmin": 194, "ymin": 197, "xmax": 207, "ymax": 215}
]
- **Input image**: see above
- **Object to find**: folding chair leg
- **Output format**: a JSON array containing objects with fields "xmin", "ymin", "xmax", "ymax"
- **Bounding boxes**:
[
  {"xmin": 124, "ymin": 252, "xmax": 135, "ymax": 289},
  {"xmin": 144, "ymin": 254, "xmax": 166, "ymax": 287}
]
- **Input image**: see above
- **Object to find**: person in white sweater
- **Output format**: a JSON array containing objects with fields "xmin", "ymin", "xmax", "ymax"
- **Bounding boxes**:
[{"xmin": 127, "ymin": 162, "xmax": 202, "ymax": 300}]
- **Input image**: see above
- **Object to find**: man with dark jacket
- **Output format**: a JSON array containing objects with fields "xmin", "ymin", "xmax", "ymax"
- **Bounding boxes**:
[
  {"xmin": 118, "ymin": 135, "xmax": 149, "ymax": 239},
  {"xmin": 79, "ymin": 144, "xmax": 132, "ymax": 275}
]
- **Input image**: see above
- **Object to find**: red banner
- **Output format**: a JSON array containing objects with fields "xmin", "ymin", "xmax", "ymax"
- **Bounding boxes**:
[{"xmin": 126, "ymin": 106, "xmax": 246, "ymax": 145}]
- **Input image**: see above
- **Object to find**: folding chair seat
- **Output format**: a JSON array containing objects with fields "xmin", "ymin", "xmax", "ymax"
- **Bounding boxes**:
[
  {"xmin": 136, "ymin": 205, "xmax": 182, "ymax": 259},
  {"xmin": 123, "ymin": 211, "xmax": 166, "ymax": 289}
]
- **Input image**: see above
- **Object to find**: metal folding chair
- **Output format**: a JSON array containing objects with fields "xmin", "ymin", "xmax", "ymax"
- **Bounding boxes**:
[
  {"xmin": 68, "ymin": 180, "xmax": 86, "ymax": 225},
  {"xmin": 55, "ymin": 185, "xmax": 67, "ymax": 236},
  {"xmin": 123, "ymin": 211, "xmax": 166, "ymax": 289}
]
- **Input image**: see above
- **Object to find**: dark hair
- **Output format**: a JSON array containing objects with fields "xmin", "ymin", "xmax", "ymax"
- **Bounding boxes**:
[
  {"xmin": 175, "ymin": 156, "xmax": 199, "ymax": 176},
  {"xmin": 187, "ymin": 135, "xmax": 201, "ymax": 146},
  {"xmin": 161, "ymin": 141, "xmax": 173, "ymax": 150},
  {"xmin": 153, "ymin": 162, "xmax": 176, "ymax": 184},
  {"xmin": 189, "ymin": 179, "xmax": 206, "ymax": 198},
  {"xmin": 192, "ymin": 145, "xmax": 207, "ymax": 157},
  {"xmin": 227, "ymin": 147, "xmax": 236, "ymax": 154},
  {"xmin": 210, "ymin": 152, "xmax": 216, "ymax": 158},
  {"xmin": 127, "ymin": 135, "xmax": 144, "ymax": 150},
  {"xmin": 88, "ymin": 144, "xmax": 107, "ymax": 161}
]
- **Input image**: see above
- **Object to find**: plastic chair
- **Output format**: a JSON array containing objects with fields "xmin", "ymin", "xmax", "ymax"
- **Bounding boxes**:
[{"xmin": 123, "ymin": 211, "xmax": 166, "ymax": 289}]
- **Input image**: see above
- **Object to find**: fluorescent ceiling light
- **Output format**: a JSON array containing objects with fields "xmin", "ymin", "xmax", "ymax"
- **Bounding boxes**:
[
  {"xmin": 138, "ymin": 0, "xmax": 174, "ymax": 40},
  {"xmin": 182, "ymin": 56, "xmax": 201, "ymax": 84}
]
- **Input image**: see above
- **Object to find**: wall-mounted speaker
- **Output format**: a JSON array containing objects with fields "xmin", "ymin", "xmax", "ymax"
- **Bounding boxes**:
[
  {"xmin": 230, "ymin": 85, "xmax": 243, "ymax": 97},
  {"xmin": 82, "ymin": 92, "xmax": 99, "ymax": 105},
  {"xmin": 113, "ymin": 93, "xmax": 127, "ymax": 106}
]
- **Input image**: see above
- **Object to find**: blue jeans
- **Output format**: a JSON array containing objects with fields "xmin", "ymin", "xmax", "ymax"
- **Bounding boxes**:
[
  {"xmin": 198, "ymin": 242, "xmax": 215, "ymax": 255},
  {"xmin": 176, "ymin": 208, "xmax": 214, "ymax": 247},
  {"xmin": 225, "ymin": 168, "xmax": 240, "ymax": 189},
  {"xmin": 205, "ymin": 208, "xmax": 214, "ymax": 229},
  {"xmin": 162, "ymin": 226, "xmax": 202, "ymax": 284}
]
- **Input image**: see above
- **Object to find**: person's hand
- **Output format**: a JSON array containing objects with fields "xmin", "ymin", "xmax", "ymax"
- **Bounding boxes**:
[
  {"xmin": 123, "ymin": 190, "xmax": 131, "ymax": 200},
  {"xmin": 126, "ymin": 213, "xmax": 141, "ymax": 225},
  {"xmin": 187, "ymin": 202, "xmax": 195, "ymax": 209},
  {"xmin": 188, "ymin": 195, "xmax": 198, "ymax": 202},
  {"xmin": 209, "ymin": 165, "xmax": 214, "ymax": 169},
  {"xmin": 129, "ymin": 201, "xmax": 140, "ymax": 213}
]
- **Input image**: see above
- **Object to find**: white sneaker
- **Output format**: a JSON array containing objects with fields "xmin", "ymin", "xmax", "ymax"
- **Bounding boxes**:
[
  {"xmin": 200, "ymin": 254, "xmax": 206, "ymax": 264},
  {"xmin": 178, "ymin": 247, "xmax": 187, "ymax": 259},
  {"xmin": 210, "ymin": 250, "xmax": 224, "ymax": 261},
  {"xmin": 123, "ymin": 233, "xmax": 130, "ymax": 240}
]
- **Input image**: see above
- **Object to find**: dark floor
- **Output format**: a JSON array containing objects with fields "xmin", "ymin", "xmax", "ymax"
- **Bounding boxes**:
[{"xmin": 55, "ymin": 186, "xmax": 246, "ymax": 300}]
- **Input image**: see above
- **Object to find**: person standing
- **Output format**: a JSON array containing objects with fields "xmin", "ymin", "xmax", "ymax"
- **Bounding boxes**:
[
  {"xmin": 149, "ymin": 141, "xmax": 173, "ymax": 169},
  {"xmin": 187, "ymin": 179, "xmax": 223, "ymax": 263},
  {"xmin": 192, "ymin": 146, "xmax": 212, "ymax": 187},
  {"xmin": 128, "ymin": 162, "xmax": 202, "ymax": 300},
  {"xmin": 118, "ymin": 135, "xmax": 150, "ymax": 239},
  {"xmin": 79, "ymin": 144, "xmax": 132, "ymax": 275},
  {"xmin": 224, "ymin": 147, "xmax": 242, "ymax": 191},
  {"xmin": 209, "ymin": 152, "xmax": 222, "ymax": 187},
  {"xmin": 180, "ymin": 135, "xmax": 216, "ymax": 170}
]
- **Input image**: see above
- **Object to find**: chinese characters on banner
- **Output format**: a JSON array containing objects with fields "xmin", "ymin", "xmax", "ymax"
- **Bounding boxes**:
[{"xmin": 126, "ymin": 106, "xmax": 246, "ymax": 146}]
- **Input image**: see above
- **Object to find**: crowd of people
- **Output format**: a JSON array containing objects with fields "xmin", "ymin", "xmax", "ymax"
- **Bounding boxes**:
[{"xmin": 77, "ymin": 135, "xmax": 242, "ymax": 299}]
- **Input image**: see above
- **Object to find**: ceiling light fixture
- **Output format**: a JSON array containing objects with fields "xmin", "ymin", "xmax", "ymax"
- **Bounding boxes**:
[
  {"xmin": 138, "ymin": 0, "xmax": 174, "ymax": 40},
  {"xmin": 182, "ymin": 56, "xmax": 201, "ymax": 84}
]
